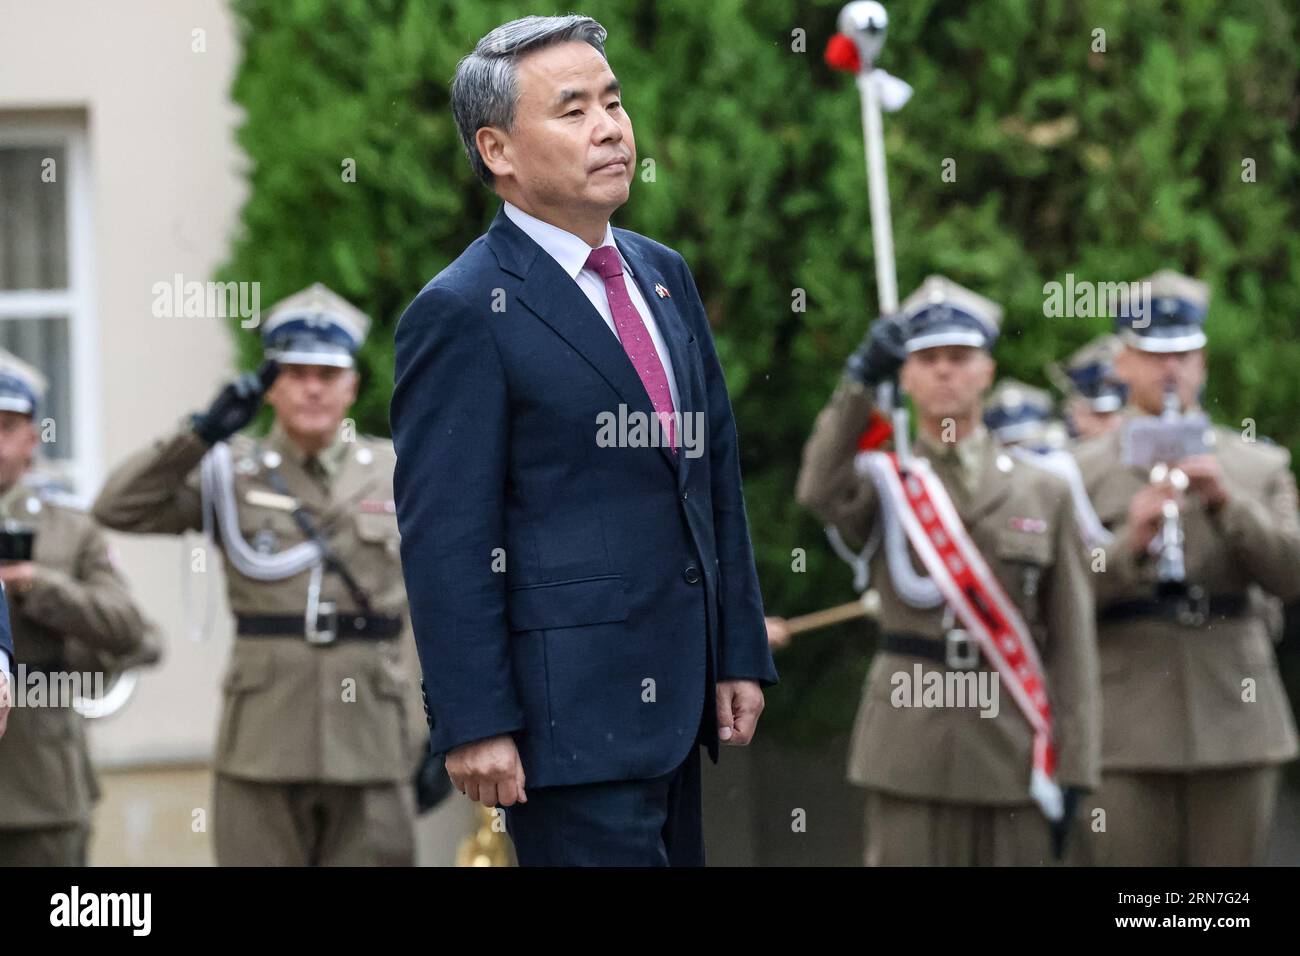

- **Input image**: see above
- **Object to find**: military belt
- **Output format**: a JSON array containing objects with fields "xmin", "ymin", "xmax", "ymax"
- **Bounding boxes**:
[
  {"xmin": 235, "ymin": 613, "xmax": 402, "ymax": 643},
  {"xmin": 881, "ymin": 631, "xmax": 982, "ymax": 671},
  {"xmin": 1097, "ymin": 589, "xmax": 1248, "ymax": 629}
]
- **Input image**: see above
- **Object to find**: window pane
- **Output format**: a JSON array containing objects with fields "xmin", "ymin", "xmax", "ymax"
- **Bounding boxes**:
[
  {"xmin": 0, "ymin": 145, "xmax": 68, "ymax": 290},
  {"xmin": 0, "ymin": 316, "xmax": 72, "ymax": 461}
]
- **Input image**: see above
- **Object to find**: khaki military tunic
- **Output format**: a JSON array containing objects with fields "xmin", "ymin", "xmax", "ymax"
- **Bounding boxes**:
[
  {"xmin": 93, "ymin": 423, "xmax": 425, "ymax": 865},
  {"xmin": 1071, "ymin": 411, "xmax": 1299, "ymax": 865},
  {"xmin": 0, "ymin": 475, "xmax": 150, "ymax": 866},
  {"xmin": 796, "ymin": 379, "xmax": 1100, "ymax": 865}
]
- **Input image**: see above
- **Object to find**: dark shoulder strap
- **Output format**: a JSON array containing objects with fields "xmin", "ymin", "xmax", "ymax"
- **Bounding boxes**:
[{"xmin": 261, "ymin": 463, "xmax": 373, "ymax": 616}]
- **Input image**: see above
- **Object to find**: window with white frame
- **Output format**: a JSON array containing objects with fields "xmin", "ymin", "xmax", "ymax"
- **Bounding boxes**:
[{"xmin": 0, "ymin": 115, "xmax": 98, "ymax": 494}]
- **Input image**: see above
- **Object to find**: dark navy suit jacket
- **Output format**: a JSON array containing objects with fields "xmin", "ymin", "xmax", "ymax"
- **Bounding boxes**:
[{"xmin": 391, "ymin": 207, "xmax": 777, "ymax": 788}]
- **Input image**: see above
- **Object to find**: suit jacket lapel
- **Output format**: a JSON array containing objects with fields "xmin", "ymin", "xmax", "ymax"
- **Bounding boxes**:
[{"xmin": 488, "ymin": 209, "xmax": 682, "ymax": 477}]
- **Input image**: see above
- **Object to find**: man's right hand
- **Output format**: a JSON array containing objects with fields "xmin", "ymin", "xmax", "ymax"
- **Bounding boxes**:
[
  {"xmin": 845, "ymin": 318, "xmax": 907, "ymax": 388},
  {"xmin": 191, "ymin": 359, "xmax": 280, "ymax": 445},
  {"xmin": 1125, "ymin": 481, "xmax": 1183, "ymax": 557},
  {"xmin": 445, "ymin": 734, "xmax": 527, "ymax": 808},
  {"xmin": 765, "ymin": 616, "xmax": 792, "ymax": 650}
]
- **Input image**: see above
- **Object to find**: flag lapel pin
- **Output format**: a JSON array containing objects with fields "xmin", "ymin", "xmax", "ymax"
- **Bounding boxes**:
[{"xmin": 654, "ymin": 283, "xmax": 670, "ymax": 299}]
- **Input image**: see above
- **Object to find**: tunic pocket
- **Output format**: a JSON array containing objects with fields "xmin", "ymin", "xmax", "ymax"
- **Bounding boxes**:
[
  {"xmin": 367, "ymin": 658, "xmax": 410, "ymax": 772},
  {"xmin": 218, "ymin": 647, "xmax": 275, "ymax": 760},
  {"xmin": 354, "ymin": 510, "xmax": 401, "ymax": 559},
  {"xmin": 993, "ymin": 528, "xmax": 1053, "ymax": 625}
]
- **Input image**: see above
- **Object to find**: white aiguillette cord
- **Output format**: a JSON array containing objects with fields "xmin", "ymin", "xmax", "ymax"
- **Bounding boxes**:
[
  {"xmin": 855, "ymin": 451, "xmax": 946, "ymax": 609},
  {"xmin": 824, "ymin": 521, "xmax": 881, "ymax": 594},
  {"xmin": 182, "ymin": 441, "xmax": 324, "ymax": 642}
]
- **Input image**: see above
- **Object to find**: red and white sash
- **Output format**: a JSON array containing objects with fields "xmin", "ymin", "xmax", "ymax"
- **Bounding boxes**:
[{"xmin": 865, "ymin": 451, "xmax": 1063, "ymax": 821}]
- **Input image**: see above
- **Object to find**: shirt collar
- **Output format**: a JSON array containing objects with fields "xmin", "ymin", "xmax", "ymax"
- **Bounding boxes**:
[
  {"xmin": 268, "ymin": 421, "xmax": 348, "ymax": 481},
  {"xmin": 917, "ymin": 423, "xmax": 990, "ymax": 468},
  {"xmin": 917, "ymin": 421, "xmax": 988, "ymax": 452},
  {"xmin": 502, "ymin": 201, "xmax": 630, "ymax": 280}
]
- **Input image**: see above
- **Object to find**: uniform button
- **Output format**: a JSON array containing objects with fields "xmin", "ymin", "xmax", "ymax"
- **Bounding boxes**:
[
  {"xmin": 682, "ymin": 491, "xmax": 689, "ymax": 500},
  {"xmin": 683, "ymin": 565, "xmax": 700, "ymax": 584}
]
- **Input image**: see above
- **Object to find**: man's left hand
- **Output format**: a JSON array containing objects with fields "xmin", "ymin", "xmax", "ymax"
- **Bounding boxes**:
[
  {"xmin": 1179, "ymin": 454, "xmax": 1230, "ymax": 512},
  {"xmin": 716, "ymin": 679, "xmax": 764, "ymax": 746}
]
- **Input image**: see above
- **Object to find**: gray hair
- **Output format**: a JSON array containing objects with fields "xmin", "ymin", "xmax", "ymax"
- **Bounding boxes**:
[{"xmin": 451, "ymin": 15, "xmax": 609, "ymax": 187}]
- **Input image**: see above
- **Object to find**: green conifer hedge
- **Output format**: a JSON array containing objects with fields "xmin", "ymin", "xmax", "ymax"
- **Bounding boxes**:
[{"xmin": 220, "ymin": 0, "xmax": 1300, "ymax": 744}]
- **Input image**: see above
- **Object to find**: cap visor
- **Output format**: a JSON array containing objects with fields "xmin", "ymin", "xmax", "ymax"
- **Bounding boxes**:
[
  {"xmin": 0, "ymin": 396, "xmax": 35, "ymax": 415},
  {"xmin": 905, "ymin": 330, "xmax": 988, "ymax": 353},
  {"xmin": 1120, "ymin": 329, "xmax": 1207, "ymax": 353},
  {"xmin": 266, "ymin": 349, "xmax": 354, "ymax": 368}
]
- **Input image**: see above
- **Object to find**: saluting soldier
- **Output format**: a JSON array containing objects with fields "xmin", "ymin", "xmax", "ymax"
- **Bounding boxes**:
[
  {"xmin": 796, "ymin": 277, "xmax": 1100, "ymax": 866},
  {"xmin": 93, "ymin": 284, "xmax": 427, "ymax": 866},
  {"xmin": 1071, "ymin": 270, "xmax": 1299, "ymax": 866},
  {"xmin": 0, "ymin": 350, "xmax": 155, "ymax": 866},
  {"xmin": 1047, "ymin": 334, "xmax": 1127, "ymax": 442}
]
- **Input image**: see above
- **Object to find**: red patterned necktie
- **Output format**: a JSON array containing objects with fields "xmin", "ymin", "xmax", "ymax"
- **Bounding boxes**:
[{"xmin": 585, "ymin": 245, "xmax": 677, "ymax": 454}]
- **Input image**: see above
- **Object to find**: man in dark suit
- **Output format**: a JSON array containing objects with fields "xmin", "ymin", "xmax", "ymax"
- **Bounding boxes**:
[{"xmin": 390, "ymin": 14, "xmax": 777, "ymax": 866}]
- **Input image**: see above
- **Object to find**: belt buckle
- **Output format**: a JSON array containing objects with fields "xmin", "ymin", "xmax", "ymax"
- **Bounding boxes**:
[
  {"xmin": 1175, "ymin": 586, "xmax": 1208, "ymax": 628},
  {"xmin": 944, "ymin": 628, "xmax": 979, "ymax": 671},
  {"xmin": 306, "ymin": 601, "xmax": 338, "ymax": 645}
]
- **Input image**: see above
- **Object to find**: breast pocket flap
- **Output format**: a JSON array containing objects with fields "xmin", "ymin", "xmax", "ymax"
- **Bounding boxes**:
[{"xmin": 994, "ymin": 528, "xmax": 1053, "ymax": 566}]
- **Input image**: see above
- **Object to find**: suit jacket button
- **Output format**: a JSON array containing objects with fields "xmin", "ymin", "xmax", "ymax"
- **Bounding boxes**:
[{"xmin": 683, "ymin": 565, "xmax": 701, "ymax": 584}]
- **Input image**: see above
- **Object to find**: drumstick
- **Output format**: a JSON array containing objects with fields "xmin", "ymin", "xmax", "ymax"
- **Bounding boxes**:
[{"xmin": 782, "ymin": 592, "xmax": 880, "ymax": 635}]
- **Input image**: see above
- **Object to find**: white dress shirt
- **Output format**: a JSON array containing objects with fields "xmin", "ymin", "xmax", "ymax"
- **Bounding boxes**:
[{"xmin": 503, "ymin": 201, "xmax": 680, "ymax": 412}]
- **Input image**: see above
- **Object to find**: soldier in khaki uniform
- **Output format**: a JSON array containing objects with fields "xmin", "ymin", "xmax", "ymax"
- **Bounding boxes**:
[
  {"xmin": 93, "ymin": 284, "xmax": 426, "ymax": 866},
  {"xmin": 796, "ymin": 277, "xmax": 1100, "ymax": 866},
  {"xmin": 1071, "ymin": 270, "xmax": 1299, "ymax": 866},
  {"xmin": 1047, "ymin": 334, "xmax": 1127, "ymax": 442},
  {"xmin": 983, "ymin": 379, "xmax": 1067, "ymax": 451},
  {"xmin": 0, "ymin": 350, "xmax": 154, "ymax": 866}
]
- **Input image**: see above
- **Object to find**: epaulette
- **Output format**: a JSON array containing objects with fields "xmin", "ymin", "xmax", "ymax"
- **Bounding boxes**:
[{"xmin": 36, "ymin": 486, "xmax": 89, "ymax": 513}]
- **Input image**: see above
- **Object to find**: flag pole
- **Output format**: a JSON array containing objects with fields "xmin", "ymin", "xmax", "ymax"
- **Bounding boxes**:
[{"xmin": 834, "ymin": 1, "xmax": 912, "ymax": 464}]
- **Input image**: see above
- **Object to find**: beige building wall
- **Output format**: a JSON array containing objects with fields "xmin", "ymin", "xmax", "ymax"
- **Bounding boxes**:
[{"xmin": 0, "ymin": 0, "xmax": 476, "ymax": 864}]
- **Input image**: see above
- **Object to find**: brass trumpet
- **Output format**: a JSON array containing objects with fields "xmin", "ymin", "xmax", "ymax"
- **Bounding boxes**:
[
  {"xmin": 1148, "ymin": 461, "xmax": 1190, "ymax": 597},
  {"xmin": 1149, "ymin": 384, "xmax": 1192, "ymax": 597}
]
